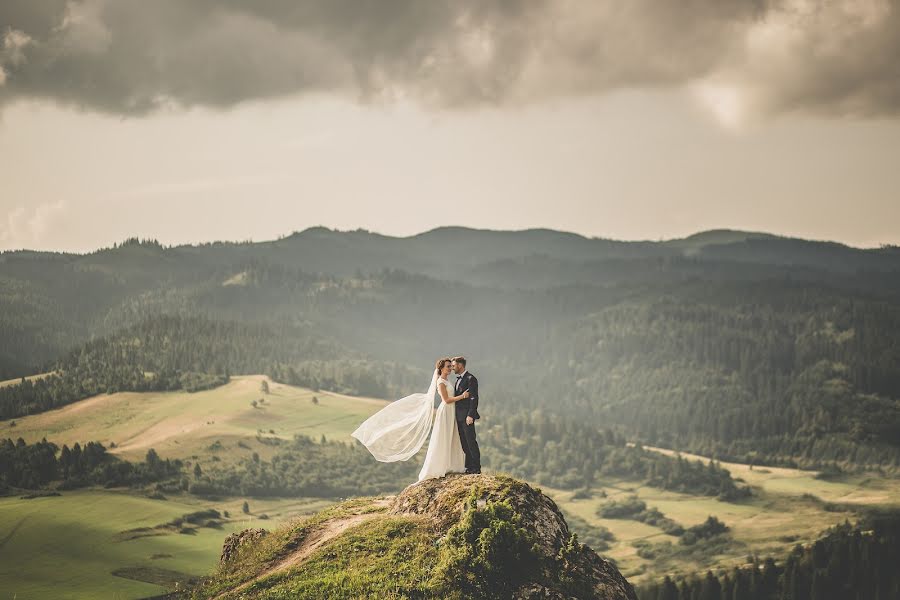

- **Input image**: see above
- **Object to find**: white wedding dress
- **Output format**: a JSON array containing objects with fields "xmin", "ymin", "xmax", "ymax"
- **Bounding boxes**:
[
  {"xmin": 417, "ymin": 376, "xmax": 466, "ymax": 481},
  {"xmin": 350, "ymin": 370, "xmax": 466, "ymax": 482}
]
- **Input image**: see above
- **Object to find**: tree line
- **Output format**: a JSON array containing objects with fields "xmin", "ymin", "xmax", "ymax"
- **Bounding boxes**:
[
  {"xmin": 481, "ymin": 412, "xmax": 750, "ymax": 499},
  {"xmin": 638, "ymin": 511, "xmax": 900, "ymax": 600},
  {"xmin": 0, "ymin": 314, "xmax": 417, "ymax": 420},
  {"xmin": 0, "ymin": 438, "xmax": 181, "ymax": 491}
]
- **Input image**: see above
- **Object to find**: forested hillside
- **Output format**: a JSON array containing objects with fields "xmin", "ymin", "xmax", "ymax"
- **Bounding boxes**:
[
  {"xmin": 1, "ymin": 228, "xmax": 899, "ymax": 471},
  {"xmin": 638, "ymin": 510, "xmax": 900, "ymax": 600}
]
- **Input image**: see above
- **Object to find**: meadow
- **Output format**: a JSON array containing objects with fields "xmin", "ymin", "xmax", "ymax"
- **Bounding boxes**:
[
  {"xmin": 544, "ymin": 448, "xmax": 900, "ymax": 584},
  {"xmin": 0, "ymin": 489, "xmax": 331, "ymax": 599},
  {"xmin": 0, "ymin": 376, "xmax": 387, "ymax": 598},
  {"xmin": 2, "ymin": 375, "xmax": 387, "ymax": 466}
]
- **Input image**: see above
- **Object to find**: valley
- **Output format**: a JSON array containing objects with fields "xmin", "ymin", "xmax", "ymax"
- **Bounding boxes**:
[{"xmin": 2, "ymin": 377, "xmax": 897, "ymax": 597}]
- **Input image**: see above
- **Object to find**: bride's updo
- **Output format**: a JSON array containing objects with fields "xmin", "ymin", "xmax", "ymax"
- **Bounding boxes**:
[{"xmin": 435, "ymin": 357, "xmax": 452, "ymax": 373}]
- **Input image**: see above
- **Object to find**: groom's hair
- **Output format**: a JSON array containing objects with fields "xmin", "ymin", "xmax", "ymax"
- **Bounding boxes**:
[{"xmin": 452, "ymin": 356, "xmax": 467, "ymax": 367}]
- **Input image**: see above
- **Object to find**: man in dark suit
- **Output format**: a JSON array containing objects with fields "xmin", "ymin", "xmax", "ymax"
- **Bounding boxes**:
[{"xmin": 451, "ymin": 356, "xmax": 481, "ymax": 474}]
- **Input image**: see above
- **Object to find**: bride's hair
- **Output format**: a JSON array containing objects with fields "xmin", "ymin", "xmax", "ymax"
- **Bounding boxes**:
[{"xmin": 435, "ymin": 357, "xmax": 452, "ymax": 373}]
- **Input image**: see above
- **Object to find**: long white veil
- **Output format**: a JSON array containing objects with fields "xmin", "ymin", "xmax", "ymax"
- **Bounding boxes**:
[{"xmin": 351, "ymin": 369, "xmax": 438, "ymax": 462}]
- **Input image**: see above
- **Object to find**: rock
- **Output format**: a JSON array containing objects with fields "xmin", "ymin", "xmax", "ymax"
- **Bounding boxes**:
[
  {"xmin": 203, "ymin": 475, "xmax": 637, "ymax": 599},
  {"xmin": 220, "ymin": 528, "xmax": 269, "ymax": 565},
  {"xmin": 391, "ymin": 474, "xmax": 571, "ymax": 548},
  {"xmin": 390, "ymin": 473, "xmax": 638, "ymax": 600}
]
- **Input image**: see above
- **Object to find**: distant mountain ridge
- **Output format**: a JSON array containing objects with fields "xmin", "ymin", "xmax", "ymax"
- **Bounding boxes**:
[{"xmin": 3, "ymin": 227, "xmax": 897, "ymax": 282}]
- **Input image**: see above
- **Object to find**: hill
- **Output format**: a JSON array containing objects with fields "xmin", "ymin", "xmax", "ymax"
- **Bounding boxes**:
[
  {"xmin": 3, "ymin": 375, "xmax": 386, "ymax": 464},
  {"xmin": 2, "ymin": 226, "xmax": 899, "ymax": 473},
  {"xmin": 191, "ymin": 474, "xmax": 638, "ymax": 600}
]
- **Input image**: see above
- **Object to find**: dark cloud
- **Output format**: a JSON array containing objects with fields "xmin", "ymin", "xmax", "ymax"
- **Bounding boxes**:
[{"xmin": 1, "ymin": 0, "xmax": 898, "ymax": 120}]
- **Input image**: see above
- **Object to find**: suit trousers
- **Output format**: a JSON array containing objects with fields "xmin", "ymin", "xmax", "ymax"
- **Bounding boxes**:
[{"xmin": 456, "ymin": 417, "xmax": 481, "ymax": 472}]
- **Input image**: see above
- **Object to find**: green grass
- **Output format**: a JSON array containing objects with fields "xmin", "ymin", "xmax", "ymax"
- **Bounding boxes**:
[
  {"xmin": 0, "ymin": 489, "xmax": 334, "ymax": 599},
  {"xmin": 203, "ymin": 516, "xmax": 438, "ymax": 599},
  {"xmin": 0, "ymin": 375, "xmax": 387, "ymax": 466},
  {"xmin": 0, "ymin": 377, "xmax": 387, "ymax": 598},
  {"xmin": 545, "ymin": 452, "xmax": 900, "ymax": 584},
  {"xmin": 194, "ymin": 475, "xmax": 610, "ymax": 600},
  {"xmin": 639, "ymin": 444, "xmax": 900, "ymax": 506}
]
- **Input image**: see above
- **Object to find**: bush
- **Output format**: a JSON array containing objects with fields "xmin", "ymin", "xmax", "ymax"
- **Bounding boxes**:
[
  {"xmin": 598, "ymin": 497, "xmax": 646, "ymax": 519},
  {"xmin": 433, "ymin": 489, "xmax": 541, "ymax": 599},
  {"xmin": 571, "ymin": 488, "xmax": 592, "ymax": 500},
  {"xmin": 680, "ymin": 516, "xmax": 729, "ymax": 545}
]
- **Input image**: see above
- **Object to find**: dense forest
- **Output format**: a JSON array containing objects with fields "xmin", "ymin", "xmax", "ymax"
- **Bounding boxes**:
[
  {"xmin": 483, "ymin": 414, "xmax": 749, "ymax": 499},
  {"xmin": 637, "ymin": 511, "xmax": 900, "ymax": 600},
  {"xmin": 1, "ymin": 228, "xmax": 899, "ymax": 472},
  {"xmin": 0, "ymin": 437, "xmax": 181, "ymax": 491},
  {"xmin": 0, "ymin": 314, "xmax": 420, "ymax": 419}
]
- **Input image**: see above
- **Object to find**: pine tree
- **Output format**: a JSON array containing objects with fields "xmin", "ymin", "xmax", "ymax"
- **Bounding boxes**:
[
  {"xmin": 657, "ymin": 576, "xmax": 678, "ymax": 600},
  {"xmin": 699, "ymin": 571, "xmax": 722, "ymax": 600}
]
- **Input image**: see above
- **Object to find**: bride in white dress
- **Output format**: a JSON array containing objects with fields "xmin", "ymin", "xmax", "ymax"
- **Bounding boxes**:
[{"xmin": 351, "ymin": 357, "xmax": 469, "ymax": 482}]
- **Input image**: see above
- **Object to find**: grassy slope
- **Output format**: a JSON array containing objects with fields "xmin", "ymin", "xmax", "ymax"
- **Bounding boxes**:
[
  {"xmin": 0, "ymin": 375, "xmax": 387, "ymax": 466},
  {"xmin": 0, "ymin": 490, "xmax": 333, "ymax": 599},
  {"xmin": 192, "ymin": 498, "xmax": 438, "ymax": 600},
  {"xmin": 0, "ymin": 376, "xmax": 388, "ymax": 599},
  {"xmin": 547, "ymin": 448, "xmax": 900, "ymax": 583},
  {"xmin": 192, "ymin": 474, "xmax": 638, "ymax": 600},
  {"xmin": 640, "ymin": 444, "xmax": 900, "ymax": 504}
]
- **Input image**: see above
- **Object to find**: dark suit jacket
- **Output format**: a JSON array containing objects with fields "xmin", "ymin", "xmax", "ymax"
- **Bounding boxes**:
[{"xmin": 454, "ymin": 371, "xmax": 480, "ymax": 420}]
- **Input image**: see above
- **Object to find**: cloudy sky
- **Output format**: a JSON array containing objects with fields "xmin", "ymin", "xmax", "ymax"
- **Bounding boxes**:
[{"xmin": 2, "ymin": 0, "xmax": 899, "ymax": 252}]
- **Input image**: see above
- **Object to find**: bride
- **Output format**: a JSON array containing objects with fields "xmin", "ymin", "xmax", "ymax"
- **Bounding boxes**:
[{"xmin": 351, "ymin": 357, "xmax": 469, "ymax": 481}]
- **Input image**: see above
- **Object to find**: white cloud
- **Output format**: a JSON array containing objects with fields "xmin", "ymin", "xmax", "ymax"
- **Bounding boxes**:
[{"xmin": 0, "ymin": 200, "xmax": 67, "ymax": 249}]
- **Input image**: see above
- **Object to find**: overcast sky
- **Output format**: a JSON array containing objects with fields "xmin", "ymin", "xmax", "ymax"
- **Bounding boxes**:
[{"xmin": 2, "ymin": 0, "xmax": 899, "ymax": 252}]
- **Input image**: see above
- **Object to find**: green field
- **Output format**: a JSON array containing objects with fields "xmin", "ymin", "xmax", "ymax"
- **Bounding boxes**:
[
  {"xmin": 544, "ymin": 448, "xmax": 900, "ymax": 584},
  {"xmin": 1, "ymin": 375, "xmax": 388, "ymax": 466},
  {"xmin": 0, "ymin": 489, "xmax": 332, "ymax": 599},
  {"xmin": 640, "ymin": 444, "xmax": 900, "ymax": 505},
  {"xmin": 0, "ymin": 376, "xmax": 390, "ymax": 598}
]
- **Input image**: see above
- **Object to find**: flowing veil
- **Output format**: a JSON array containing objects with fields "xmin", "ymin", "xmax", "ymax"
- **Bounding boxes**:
[{"xmin": 350, "ymin": 369, "xmax": 438, "ymax": 462}]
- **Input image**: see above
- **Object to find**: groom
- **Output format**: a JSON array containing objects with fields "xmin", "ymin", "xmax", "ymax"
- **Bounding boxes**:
[{"xmin": 451, "ymin": 356, "xmax": 481, "ymax": 474}]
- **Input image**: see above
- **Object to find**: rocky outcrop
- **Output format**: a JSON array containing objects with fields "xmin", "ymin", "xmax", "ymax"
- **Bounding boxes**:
[
  {"xmin": 199, "ymin": 474, "xmax": 637, "ymax": 600},
  {"xmin": 219, "ymin": 528, "xmax": 269, "ymax": 564},
  {"xmin": 390, "ymin": 474, "xmax": 638, "ymax": 600}
]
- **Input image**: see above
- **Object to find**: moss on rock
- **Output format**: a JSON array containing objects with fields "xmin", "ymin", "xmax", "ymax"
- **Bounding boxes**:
[{"xmin": 192, "ymin": 474, "xmax": 637, "ymax": 600}]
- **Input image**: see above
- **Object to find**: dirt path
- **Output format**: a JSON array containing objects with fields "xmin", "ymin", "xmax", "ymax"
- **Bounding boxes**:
[
  {"xmin": 215, "ymin": 500, "xmax": 391, "ymax": 599},
  {"xmin": 0, "ymin": 517, "xmax": 28, "ymax": 550}
]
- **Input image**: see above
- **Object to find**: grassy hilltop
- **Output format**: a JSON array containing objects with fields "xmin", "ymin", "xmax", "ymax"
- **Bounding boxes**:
[
  {"xmin": 191, "ymin": 474, "xmax": 638, "ymax": 600},
  {"xmin": 3, "ymin": 375, "xmax": 384, "ymax": 466}
]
